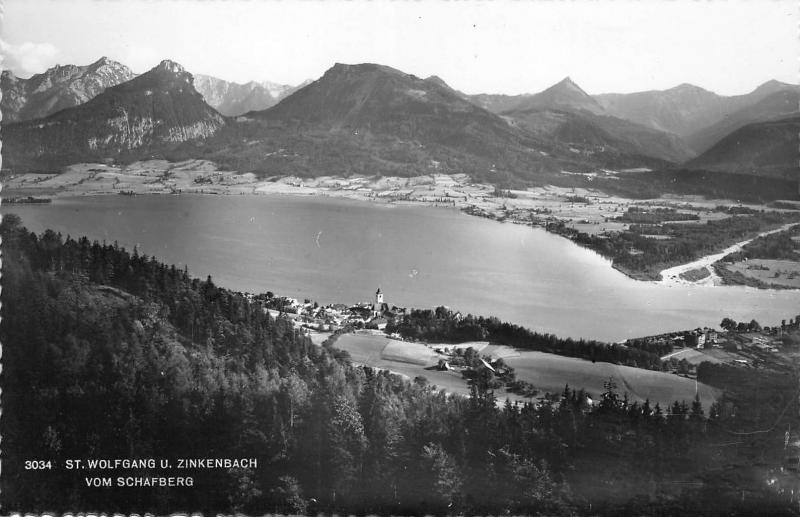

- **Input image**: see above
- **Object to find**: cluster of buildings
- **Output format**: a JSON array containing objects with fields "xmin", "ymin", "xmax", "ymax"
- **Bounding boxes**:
[
  {"xmin": 631, "ymin": 325, "xmax": 789, "ymax": 354},
  {"xmin": 629, "ymin": 323, "xmax": 791, "ymax": 371},
  {"xmin": 252, "ymin": 288, "xmax": 407, "ymax": 332},
  {"xmin": 626, "ymin": 327, "xmax": 720, "ymax": 350}
]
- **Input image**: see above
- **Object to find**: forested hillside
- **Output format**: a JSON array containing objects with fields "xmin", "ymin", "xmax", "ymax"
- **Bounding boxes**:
[{"xmin": 2, "ymin": 215, "xmax": 797, "ymax": 515}]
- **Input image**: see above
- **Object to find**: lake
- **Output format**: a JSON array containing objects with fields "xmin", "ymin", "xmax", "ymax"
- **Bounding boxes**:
[{"xmin": 4, "ymin": 194, "xmax": 799, "ymax": 341}]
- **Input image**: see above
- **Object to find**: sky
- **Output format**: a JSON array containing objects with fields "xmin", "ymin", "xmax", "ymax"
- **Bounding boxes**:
[{"xmin": 1, "ymin": 0, "xmax": 797, "ymax": 96}]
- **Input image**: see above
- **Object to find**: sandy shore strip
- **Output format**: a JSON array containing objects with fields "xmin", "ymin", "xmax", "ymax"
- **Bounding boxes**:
[{"xmin": 657, "ymin": 222, "xmax": 800, "ymax": 287}]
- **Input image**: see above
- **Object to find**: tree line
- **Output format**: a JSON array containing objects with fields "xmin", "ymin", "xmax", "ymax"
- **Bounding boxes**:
[{"xmin": 386, "ymin": 307, "xmax": 667, "ymax": 370}]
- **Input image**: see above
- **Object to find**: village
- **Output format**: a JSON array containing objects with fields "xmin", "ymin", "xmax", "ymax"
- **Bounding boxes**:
[
  {"xmin": 248, "ymin": 287, "xmax": 409, "ymax": 337},
  {"xmin": 627, "ymin": 316, "xmax": 800, "ymax": 377}
]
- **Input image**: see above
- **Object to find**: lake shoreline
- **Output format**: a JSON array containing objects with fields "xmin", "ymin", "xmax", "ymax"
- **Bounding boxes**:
[
  {"xmin": 4, "ymin": 159, "xmax": 799, "ymax": 291},
  {"xmin": 4, "ymin": 192, "xmax": 799, "ymax": 341}
]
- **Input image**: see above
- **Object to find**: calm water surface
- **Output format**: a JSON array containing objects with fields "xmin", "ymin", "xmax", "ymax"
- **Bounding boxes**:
[{"xmin": 5, "ymin": 194, "xmax": 799, "ymax": 341}]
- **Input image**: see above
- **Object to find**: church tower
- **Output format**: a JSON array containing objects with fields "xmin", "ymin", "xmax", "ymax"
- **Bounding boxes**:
[{"xmin": 373, "ymin": 287, "xmax": 384, "ymax": 316}]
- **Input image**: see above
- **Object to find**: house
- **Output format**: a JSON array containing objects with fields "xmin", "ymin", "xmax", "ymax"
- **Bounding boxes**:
[
  {"xmin": 684, "ymin": 330, "xmax": 706, "ymax": 349},
  {"xmin": 349, "ymin": 305, "xmax": 373, "ymax": 320},
  {"xmin": 696, "ymin": 331, "xmax": 707, "ymax": 349},
  {"xmin": 369, "ymin": 317, "xmax": 389, "ymax": 330}
]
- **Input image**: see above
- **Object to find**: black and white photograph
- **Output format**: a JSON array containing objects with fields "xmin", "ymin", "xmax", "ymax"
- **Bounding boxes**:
[{"xmin": 1, "ymin": 0, "xmax": 799, "ymax": 513}]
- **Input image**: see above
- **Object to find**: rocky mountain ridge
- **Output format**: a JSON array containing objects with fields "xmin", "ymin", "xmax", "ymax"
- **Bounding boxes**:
[
  {"xmin": 193, "ymin": 74, "xmax": 306, "ymax": 116},
  {"xmin": 3, "ymin": 56, "xmax": 796, "ymax": 184},
  {"xmin": 1, "ymin": 57, "xmax": 136, "ymax": 122},
  {"xmin": 2, "ymin": 60, "xmax": 226, "ymax": 171}
]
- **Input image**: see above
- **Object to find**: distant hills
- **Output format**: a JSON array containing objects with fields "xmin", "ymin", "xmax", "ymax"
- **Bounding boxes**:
[
  {"xmin": 686, "ymin": 87, "xmax": 799, "ymax": 154},
  {"xmin": 1, "ymin": 57, "xmax": 135, "ymax": 122},
  {"xmin": 594, "ymin": 80, "xmax": 800, "ymax": 153},
  {"xmin": 193, "ymin": 74, "xmax": 309, "ymax": 116},
  {"xmin": 686, "ymin": 115, "xmax": 799, "ymax": 179},
  {"xmin": 1, "ymin": 57, "xmax": 797, "ymax": 187},
  {"xmin": 595, "ymin": 83, "xmax": 729, "ymax": 139},
  {"xmin": 471, "ymin": 78, "xmax": 694, "ymax": 164},
  {"xmin": 472, "ymin": 77, "xmax": 604, "ymax": 115},
  {"xmin": 2, "ymin": 60, "xmax": 226, "ymax": 170},
  {"xmin": 470, "ymin": 77, "xmax": 602, "ymax": 116}
]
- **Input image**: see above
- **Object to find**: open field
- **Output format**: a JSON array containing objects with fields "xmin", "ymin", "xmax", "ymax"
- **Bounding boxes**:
[
  {"xmin": 304, "ymin": 329, "xmax": 331, "ymax": 346},
  {"xmin": 719, "ymin": 259, "xmax": 800, "ymax": 289},
  {"xmin": 492, "ymin": 345, "xmax": 718, "ymax": 406},
  {"xmin": 482, "ymin": 344, "xmax": 522, "ymax": 359},
  {"xmin": 332, "ymin": 332, "xmax": 487, "ymax": 399},
  {"xmin": 661, "ymin": 347, "xmax": 724, "ymax": 366},
  {"xmin": 428, "ymin": 341, "xmax": 490, "ymax": 353},
  {"xmin": 1, "ymin": 160, "xmax": 258, "ymax": 196},
  {"xmin": 381, "ymin": 340, "xmax": 442, "ymax": 365},
  {"xmin": 3, "ymin": 162, "xmax": 769, "ymax": 239},
  {"xmin": 334, "ymin": 333, "xmax": 719, "ymax": 407}
]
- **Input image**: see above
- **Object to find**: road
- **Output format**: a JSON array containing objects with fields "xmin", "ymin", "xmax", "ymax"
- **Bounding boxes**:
[{"xmin": 658, "ymin": 222, "xmax": 800, "ymax": 287}]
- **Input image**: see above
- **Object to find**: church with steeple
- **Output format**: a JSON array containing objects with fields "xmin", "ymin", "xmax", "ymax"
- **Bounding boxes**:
[{"xmin": 373, "ymin": 287, "xmax": 389, "ymax": 316}]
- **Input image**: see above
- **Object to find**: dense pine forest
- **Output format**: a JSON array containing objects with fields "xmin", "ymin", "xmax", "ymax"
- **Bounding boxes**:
[{"xmin": 2, "ymin": 214, "xmax": 799, "ymax": 515}]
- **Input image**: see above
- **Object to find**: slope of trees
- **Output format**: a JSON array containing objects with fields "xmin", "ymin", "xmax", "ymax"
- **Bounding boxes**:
[{"xmin": 2, "ymin": 215, "xmax": 797, "ymax": 515}]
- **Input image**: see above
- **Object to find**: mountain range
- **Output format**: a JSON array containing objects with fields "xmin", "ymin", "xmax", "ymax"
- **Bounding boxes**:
[
  {"xmin": 470, "ymin": 78, "xmax": 694, "ymax": 164},
  {"xmin": 2, "ymin": 60, "xmax": 226, "ymax": 170},
  {"xmin": 594, "ymin": 80, "xmax": 800, "ymax": 152},
  {"xmin": 1, "ymin": 57, "xmax": 797, "ymax": 186},
  {"xmin": 1, "ymin": 57, "xmax": 135, "ymax": 122},
  {"xmin": 199, "ymin": 62, "xmax": 572, "ymax": 182},
  {"xmin": 686, "ymin": 87, "xmax": 799, "ymax": 154},
  {"xmin": 193, "ymin": 74, "xmax": 310, "ymax": 116},
  {"xmin": 686, "ymin": 115, "xmax": 799, "ymax": 179}
]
